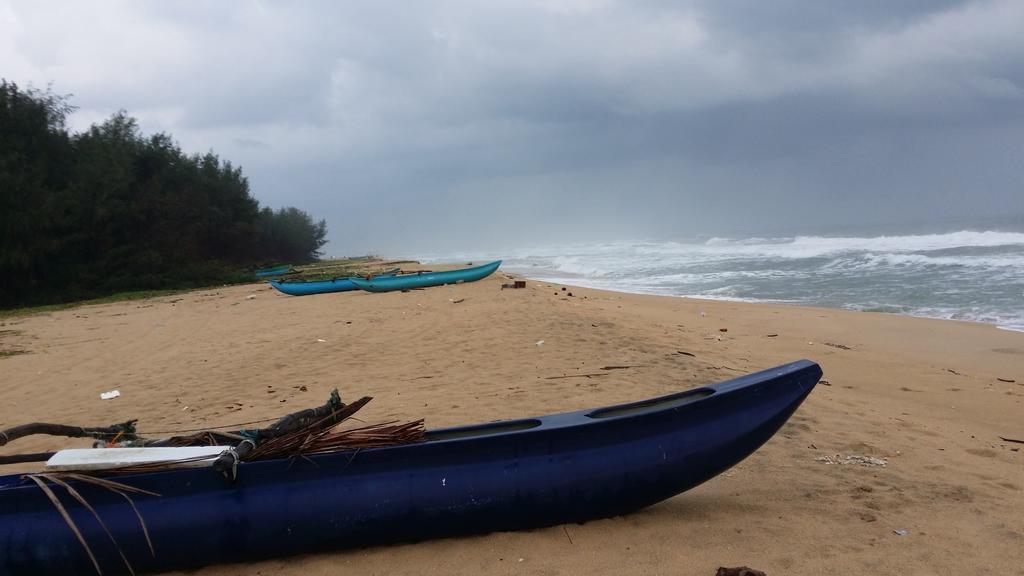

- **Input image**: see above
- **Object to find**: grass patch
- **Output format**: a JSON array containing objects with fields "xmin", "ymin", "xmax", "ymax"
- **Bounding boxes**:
[
  {"xmin": 0, "ymin": 256, "xmax": 410, "ymax": 317},
  {"xmin": 0, "ymin": 289, "xmax": 189, "ymax": 320},
  {"xmin": 0, "ymin": 348, "xmax": 28, "ymax": 358}
]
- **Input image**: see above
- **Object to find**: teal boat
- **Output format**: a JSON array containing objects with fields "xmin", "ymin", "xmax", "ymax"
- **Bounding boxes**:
[
  {"xmin": 254, "ymin": 265, "xmax": 293, "ymax": 278},
  {"xmin": 349, "ymin": 261, "xmax": 501, "ymax": 292},
  {"xmin": 269, "ymin": 269, "xmax": 400, "ymax": 296}
]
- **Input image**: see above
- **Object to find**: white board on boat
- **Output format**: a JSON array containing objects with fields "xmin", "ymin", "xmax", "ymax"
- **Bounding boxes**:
[{"xmin": 45, "ymin": 446, "xmax": 231, "ymax": 471}]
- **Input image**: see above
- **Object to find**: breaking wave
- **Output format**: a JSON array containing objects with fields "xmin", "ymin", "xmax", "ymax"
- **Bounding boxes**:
[{"xmin": 411, "ymin": 230, "xmax": 1024, "ymax": 332}]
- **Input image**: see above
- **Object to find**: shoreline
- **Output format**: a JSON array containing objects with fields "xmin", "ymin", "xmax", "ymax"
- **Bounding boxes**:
[
  {"xmin": 1, "ymin": 266, "xmax": 1021, "ymax": 575},
  {"xmin": 514, "ymin": 270, "xmax": 1024, "ymax": 334}
]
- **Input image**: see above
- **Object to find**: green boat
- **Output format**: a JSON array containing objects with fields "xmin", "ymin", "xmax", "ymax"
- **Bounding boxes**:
[
  {"xmin": 349, "ymin": 261, "xmax": 501, "ymax": 292},
  {"xmin": 254, "ymin": 265, "xmax": 293, "ymax": 278}
]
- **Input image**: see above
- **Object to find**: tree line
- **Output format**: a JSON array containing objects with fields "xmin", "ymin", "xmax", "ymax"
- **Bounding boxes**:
[{"xmin": 0, "ymin": 80, "xmax": 327, "ymax": 308}]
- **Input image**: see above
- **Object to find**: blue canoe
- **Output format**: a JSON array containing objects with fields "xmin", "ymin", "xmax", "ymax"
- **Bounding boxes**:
[
  {"xmin": 254, "ymin": 265, "xmax": 293, "ymax": 278},
  {"xmin": 349, "ymin": 260, "xmax": 501, "ymax": 292},
  {"xmin": 269, "ymin": 269, "xmax": 401, "ymax": 296},
  {"xmin": 0, "ymin": 360, "xmax": 821, "ymax": 575}
]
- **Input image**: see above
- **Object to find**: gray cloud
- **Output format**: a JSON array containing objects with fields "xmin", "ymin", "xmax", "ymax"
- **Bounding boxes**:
[{"xmin": 2, "ymin": 0, "xmax": 1022, "ymax": 255}]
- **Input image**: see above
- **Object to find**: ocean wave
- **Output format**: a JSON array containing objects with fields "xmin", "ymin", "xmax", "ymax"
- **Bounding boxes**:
[
  {"xmin": 411, "ymin": 229, "xmax": 1024, "ymax": 332},
  {"xmin": 645, "ymin": 269, "xmax": 800, "ymax": 284},
  {"xmin": 821, "ymin": 252, "xmax": 1024, "ymax": 272},
  {"xmin": 413, "ymin": 229, "xmax": 1024, "ymax": 262},
  {"xmin": 497, "ymin": 230, "xmax": 1024, "ymax": 265},
  {"xmin": 767, "ymin": 230, "xmax": 1024, "ymax": 257}
]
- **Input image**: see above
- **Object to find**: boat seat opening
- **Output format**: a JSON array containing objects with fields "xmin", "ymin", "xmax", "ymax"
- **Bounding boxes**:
[
  {"xmin": 586, "ymin": 389, "xmax": 714, "ymax": 419},
  {"xmin": 425, "ymin": 419, "xmax": 542, "ymax": 441}
]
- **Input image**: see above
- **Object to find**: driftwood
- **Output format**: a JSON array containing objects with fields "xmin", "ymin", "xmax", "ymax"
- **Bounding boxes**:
[
  {"xmin": 0, "ymin": 390, "xmax": 370, "ymax": 468},
  {"xmin": 544, "ymin": 373, "xmax": 610, "ymax": 380},
  {"xmin": 0, "ymin": 451, "xmax": 60, "ymax": 465},
  {"xmin": 716, "ymin": 568, "xmax": 767, "ymax": 576},
  {"xmin": 0, "ymin": 390, "xmax": 425, "ymax": 479},
  {"xmin": 211, "ymin": 395, "xmax": 372, "ymax": 480},
  {"xmin": 0, "ymin": 420, "xmax": 139, "ymax": 448}
]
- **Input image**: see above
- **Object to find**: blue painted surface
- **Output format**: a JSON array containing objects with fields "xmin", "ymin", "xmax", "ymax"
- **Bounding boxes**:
[
  {"xmin": 269, "ymin": 277, "xmax": 358, "ymax": 296},
  {"xmin": 254, "ymin": 265, "xmax": 292, "ymax": 278},
  {"xmin": 0, "ymin": 360, "xmax": 821, "ymax": 575},
  {"xmin": 349, "ymin": 261, "xmax": 502, "ymax": 292},
  {"xmin": 269, "ymin": 269, "xmax": 399, "ymax": 296}
]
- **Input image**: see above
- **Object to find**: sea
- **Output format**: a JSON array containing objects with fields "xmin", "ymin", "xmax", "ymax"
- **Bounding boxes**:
[{"xmin": 410, "ymin": 225, "xmax": 1024, "ymax": 333}]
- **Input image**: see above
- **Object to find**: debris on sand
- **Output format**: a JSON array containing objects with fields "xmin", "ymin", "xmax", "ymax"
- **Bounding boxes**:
[
  {"xmin": 825, "ymin": 342, "xmax": 852, "ymax": 350},
  {"xmin": 716, "ymin": 567, "xmax": 767, "ymax": 576},
  {"xmin": 815, "ymin": 454, "xmax": 888, "ymax": 467}
]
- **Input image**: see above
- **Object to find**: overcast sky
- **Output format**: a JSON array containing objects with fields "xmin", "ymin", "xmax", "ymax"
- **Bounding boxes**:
[{"xmin": 3, "ymin": 0, "xmax": 1023, "ymax": 254}]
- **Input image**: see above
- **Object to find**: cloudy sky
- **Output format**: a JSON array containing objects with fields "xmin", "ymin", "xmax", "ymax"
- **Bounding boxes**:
[{"xmin": 2, "ymin": 0, "xmax": 1023, "ymax": 254}]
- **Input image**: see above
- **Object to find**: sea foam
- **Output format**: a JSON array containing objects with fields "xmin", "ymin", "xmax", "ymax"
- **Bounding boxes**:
[{"xmin": 411, "ymin": 230, "xmax": 1024, "ymax": 332}]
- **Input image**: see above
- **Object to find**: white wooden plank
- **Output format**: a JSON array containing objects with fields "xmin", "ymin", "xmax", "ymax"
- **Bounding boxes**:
[{"xmin": 45, "ymin": 446, "xmax": 231, "ymax": 471}]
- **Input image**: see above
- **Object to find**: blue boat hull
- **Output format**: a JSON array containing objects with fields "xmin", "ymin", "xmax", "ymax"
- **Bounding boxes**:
[
  {"xmin": 269, "ymin": 269, "xmax": 400, "ymax": 296},
  {"xmin": 269, "ymin": 277, "xmax": 359, "ymax": 296},
  {"xmin": 349, "ymin": 261, "xmax": 501, "ymax": 292},
  {"xmin": 0, "ymin": 360, "xmax": 821, "ymax": 575},
  {"xmin": 254, "ymin": 265, "xmax": 292, "ymax": 278}
]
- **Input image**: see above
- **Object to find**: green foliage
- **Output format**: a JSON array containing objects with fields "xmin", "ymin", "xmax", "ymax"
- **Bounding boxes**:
[
  {"xmin": 0, "ymin": 80, "xmax": 330, "ymax": 308},
  {"xmin": 258, "ymin": 207, "xmax": 328, "ymax": 263}
]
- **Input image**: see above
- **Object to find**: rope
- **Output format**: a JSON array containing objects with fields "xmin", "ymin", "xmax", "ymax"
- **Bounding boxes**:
[
  {"xmin": 217, "ymin": 438, "xmax": 254, "ymax": 482},
  {"xmin": 221, "ymin": 447, "xmax": 240, "ymax": 482},
  {"xmin": 106, "ymin": 430, "xmax": 124, "ymax": 447},
  {"xmin": 236, "ymin": 429, "xmax": 260, "ymax": 442},
  {"xmin": 137, "ymin": 416, "xmax": 281, "ymax": 435}
]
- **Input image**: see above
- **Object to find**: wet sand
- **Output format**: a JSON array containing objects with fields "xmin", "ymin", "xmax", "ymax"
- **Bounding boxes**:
[{"xmin": 1, "ymin": 266, "xmax": 1022, "ymax": 575}]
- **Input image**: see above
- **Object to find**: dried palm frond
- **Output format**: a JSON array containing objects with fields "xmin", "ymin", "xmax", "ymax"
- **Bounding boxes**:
[
  {"xmin": 92, "ymin": 454, "xmax": 225, "ymax": 476},
  {"xmin": 23, "ymin": 473, "xmax": 160, "ymax": 576},
  {"xmin": 24, "ymin": 475, "xmax": 102, "ymax": 575},
  {"xmin": 43, "ymin": 476, "xmax": 137, "ymax": 576},
  {"xmin": 247, "ymin": 418, "xmax": 425, "ymax": 461}
]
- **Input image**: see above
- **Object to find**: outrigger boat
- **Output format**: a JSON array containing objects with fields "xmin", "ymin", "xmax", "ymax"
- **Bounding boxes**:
[
  {"xmin": 349, "ymin": 260, "xmax": 501, "ymax": 292},
  {"xmin": 0, "ymin": 360, "xmax": 821, "ymax": 575},
  {"xmin": 253, "ymin": 264, "xmax": 293, "ymax": 278},
  {"xmin": 269, "ymin": 268, "xmax": 400, "ymax": 296}
]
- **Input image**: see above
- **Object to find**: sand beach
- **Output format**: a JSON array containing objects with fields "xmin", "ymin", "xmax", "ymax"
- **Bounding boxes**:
[{"xmin": 1, "ymin": 265, "xmax": 1021, "ymax": 575}]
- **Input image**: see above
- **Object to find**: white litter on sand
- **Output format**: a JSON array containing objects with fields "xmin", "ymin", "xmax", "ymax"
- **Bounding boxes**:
[{"xmin": 815, "ymin": 454, "xmax": 888, "ymax": 467}]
